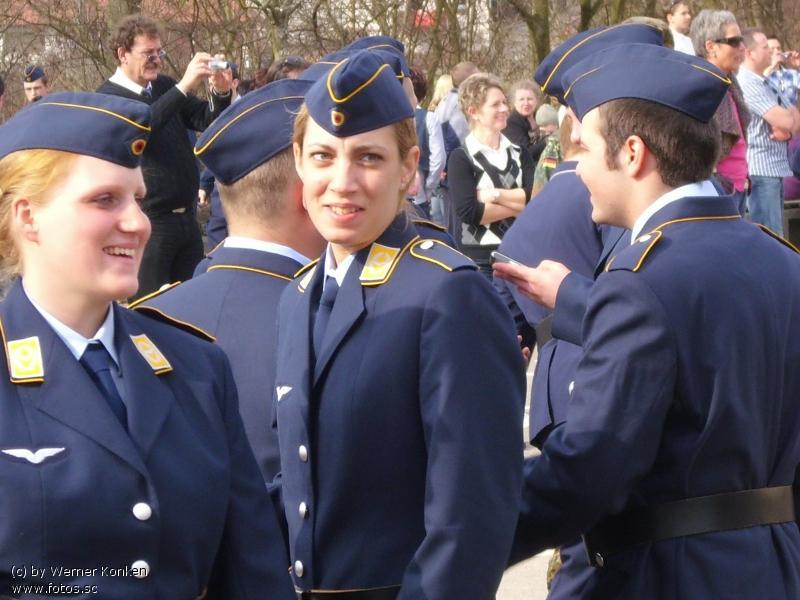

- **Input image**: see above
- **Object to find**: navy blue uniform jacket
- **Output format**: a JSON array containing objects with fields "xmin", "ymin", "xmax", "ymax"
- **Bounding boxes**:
[
  {"xmin": 515, "ymin": 196, "xmax": 800, "ymax": 598},
  {"xmin": 133, "ymin": 246, "xmax": 303, "ymax": 482},
  {"xmin": 0, "ymin": 283, "xmax": 294, "ymax": 600},
  {"xmin": 274, "ymin": 217, "xmax": 524, "ymax": 598}
]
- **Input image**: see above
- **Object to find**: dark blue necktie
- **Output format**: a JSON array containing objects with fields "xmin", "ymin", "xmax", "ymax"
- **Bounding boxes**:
[
  {"xmin": 80, "ymin": 342, "xmax": 128, "ymax": 430},
  {"xmin": 313, "ymin": 277, "xmax": 339, "ymax": 359},
  {"xmin": 141, "ymin": 87, "xmax": 152, "ymax": 101}
]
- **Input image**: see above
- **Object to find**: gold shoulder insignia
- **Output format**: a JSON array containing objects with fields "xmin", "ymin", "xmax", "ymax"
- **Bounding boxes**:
[
  {"xmin": 606, "ymin": 230, "xmax": 663, "ymax": 273},
  {"xmin": 5, "ymin": 334, "xmax": 45, "ymax": 383},
  {"xmin": 127, "ymin": 281, "xmax": 181, "ymax": 309},
  {"xmin": 409, "ymin": 239, "xmax": 476, "ymax": 272},
  {"xmin": 130, "ymin": 334, "xmax": 173, "ymax": 375},
  {"xmin": 412, "ymin": 218, "xmax": 447, "ymax": 233},
  {"xmin": 297, "ymin": 259, "xmax": 320, "ymax": 293},
  {"xmin": 756, "ymin": 224, "xmax": 800, "ymax": 254},
  {"xmin": 132, "ymin": 306, "xmax": 216, "ymax": 342}
]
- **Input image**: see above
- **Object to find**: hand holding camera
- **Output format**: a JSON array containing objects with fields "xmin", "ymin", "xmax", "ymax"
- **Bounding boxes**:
[{"xmin": 177, "ymin": 52, "xmax": 232, "ymax": 95}]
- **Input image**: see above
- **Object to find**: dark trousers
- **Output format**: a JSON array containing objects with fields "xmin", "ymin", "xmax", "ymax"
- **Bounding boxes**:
[{"xmin": 134, "ymin": 211, "xmax": 204, "ymax": 300}]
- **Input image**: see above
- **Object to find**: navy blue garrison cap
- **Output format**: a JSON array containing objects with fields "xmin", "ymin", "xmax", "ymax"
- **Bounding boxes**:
[
  {"xmin": 0, "ymin": 91, "xmax": 150, "ymax": 167},
  {"xmin": 343, "ymin": 35, "xmax": 405, "ymax": 56},
  {"xmin": 561, "ymin": 43, "xmax": 731, "ymax": 123},
  {"xmin": 194, "ymin": 78, "xmax": 311, "ymax": 184},
  {"xmin": 534, "ymin": 23, "xmax": 664, "ymax": 103},
  {"xmin": 299, "ymin": 46, "xmax": 409, "ymax": 83},
  {"xmin": 305, "ymin": 49, "xmax": 414, "ymax": 137},
  {"xmin": 23, "ymin": 65, "xmax": 45, "ymax": 82}
]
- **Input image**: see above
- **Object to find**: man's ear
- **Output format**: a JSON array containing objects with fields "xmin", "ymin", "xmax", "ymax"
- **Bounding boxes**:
[{"xmin": 620, "ymin": 135, "xmax": 649, "ymax": 179}]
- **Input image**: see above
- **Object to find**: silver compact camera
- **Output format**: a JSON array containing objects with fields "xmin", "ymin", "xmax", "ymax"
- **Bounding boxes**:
[{"xmin": 209, "ymin": 59, "xmax": 228, "ymax": 71}]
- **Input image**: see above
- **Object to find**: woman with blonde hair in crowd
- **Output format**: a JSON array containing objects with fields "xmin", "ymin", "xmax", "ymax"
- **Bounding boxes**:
[{"xmin": 446, "ymin": 72, "xmax": 533, "ymax": 275}]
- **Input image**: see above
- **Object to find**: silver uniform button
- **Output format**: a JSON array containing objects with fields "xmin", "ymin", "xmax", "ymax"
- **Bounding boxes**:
[
  {"xmin": 132, "ymin": 502, "xmax": 152, "ymax": 521},
  {"xmin": 594, "ymin": 553, "xmax": 604, "ymax": 568},
  {"xmin": 131, "ymin": 560, "xmax": 150, "ymax": 578},
  {"xmin": 420, "ymin": 240, "xmax": 434, "ymax": 250},
  {"xmin": 568, "ymin": 381, "xmax": 575, "ymax": 395},
  {"xmin": 298, "ymin": 445, "xmax": 308, "ymax": 462},
  {"xmin": 299, "ymin": 502, "xmax": 308, "ymax": 519},
  {"xmin": 294, "ymin": 560, "xmax": 304, "ymax": 577}
]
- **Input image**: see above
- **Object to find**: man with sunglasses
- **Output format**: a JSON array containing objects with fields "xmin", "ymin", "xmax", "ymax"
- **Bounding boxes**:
[
  {"xmin": 737, "ymin": 27, "xmax": 800, "ymax": 235},
  {"xmin": 98, "ymin": 14, "xmax": 233, "ymax": 299}
]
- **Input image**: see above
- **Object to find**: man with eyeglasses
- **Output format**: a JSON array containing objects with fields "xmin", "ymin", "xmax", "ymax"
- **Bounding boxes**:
[
  {"xmin": 97, "ymin": 13, "xmax": 233, "ymax": 299},
  {"xmin": 737, "ymin": 27, "xmax": 800, "ymax": 235}
]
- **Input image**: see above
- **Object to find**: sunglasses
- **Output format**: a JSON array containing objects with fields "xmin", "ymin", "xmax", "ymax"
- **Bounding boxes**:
[{"xmin": 713, "ymin": 36, "xmax": 744, "ymax": 48}]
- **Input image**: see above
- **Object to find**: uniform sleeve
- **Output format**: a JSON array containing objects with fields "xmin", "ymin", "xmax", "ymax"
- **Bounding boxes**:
[
  {"xmin": 511, "ymin": 271, "xmax": 678, "ymax": 560},
  {"xmin": 205, "ymin": 351, "xmax": 295, "ymax": 600},
  {"xmin": 447, "ymin": 148, "xmax": 485, "ymax": 226},
  {"xmin": 398, "ymin": 270, "xmax": 525, "ymax": 599},
  {"xmin": 551, "ymin": 271, "xmax": 594, "ymax": 346}
]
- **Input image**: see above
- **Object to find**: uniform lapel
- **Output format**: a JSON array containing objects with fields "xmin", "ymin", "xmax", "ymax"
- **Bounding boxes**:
[
  {"xmin": 1, "ymin": 284, "xmax": 148, "ymax": 477},
  {"xmin": 312, "ymin": 257, "xmax": 366, "ymax": 384},
  {"xmin": 113, "ymin": 305, "xmax": 174, "ymax": 460},
  {"xmin": 312, "ymin": 215, "xmax": 416, "ymax": 384}
]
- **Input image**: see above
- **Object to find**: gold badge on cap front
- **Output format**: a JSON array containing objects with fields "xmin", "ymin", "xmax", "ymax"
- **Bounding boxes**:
[
  {"xmin": 7, "ymin": 336, "xmax": 45, "ymax": 382},
  {"xmin": 130, "ymin": 334, "xmax": 172, "ymax": 374},
  {"xmin": 360, "ymin": 243, "xmax": 400, "ymax": 283}
]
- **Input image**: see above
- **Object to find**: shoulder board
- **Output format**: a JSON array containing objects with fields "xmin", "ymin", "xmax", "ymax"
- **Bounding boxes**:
[
  {"xmin": 126, "ymin": 281, "xmax": 181, "ymax": 309},
  {"xmin": 296, "ymin": 258, "xmax": 320, "ymax": 293},
  {"xmin": 131, "ymin": 305, "xmax": 216, "ymax": 343},
  {"xmin": 605, "ymin": 230, "xmax": 662, "ymax": 273},
  {"xmin": 412, "ymin": 218, "xmax": 447, "ymax": 233},
  {"xmin": 756, "ymin": 224, "xmax": 800, "ymax": 254},
  {"xmin": 409, "ymin": 239, "xmax": 477, "ymax": 272}
]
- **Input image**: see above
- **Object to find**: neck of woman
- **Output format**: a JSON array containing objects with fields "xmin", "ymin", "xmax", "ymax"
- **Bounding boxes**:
[{"xmin": 472, "ymin": 127, "xmax": 501, "ymax": 150}]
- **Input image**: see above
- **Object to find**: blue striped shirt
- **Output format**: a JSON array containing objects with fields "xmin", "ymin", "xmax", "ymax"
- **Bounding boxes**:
[{"xmin": 736, "ymin": 66, "xmax": 792, "ymax": 178}]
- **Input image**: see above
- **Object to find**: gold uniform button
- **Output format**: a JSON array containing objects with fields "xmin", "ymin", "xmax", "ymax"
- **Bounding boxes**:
[
  {"xmin": 298, "ymin": 445, "xmax": 309, "ymax": 462},
  {"xmin": 299, "ymin": 502, "xmax": 308, "ymax": 519},
  {"xmin": 132, "ymin": 502, "xmax": 152, "ymax": 521},
  {"xmin": 294, "ymin": 560, "xmax": 304, "ymax": 577},
  {"xmin": 131, "ymin": 560, "xmax": 150, "ymax": 578}
]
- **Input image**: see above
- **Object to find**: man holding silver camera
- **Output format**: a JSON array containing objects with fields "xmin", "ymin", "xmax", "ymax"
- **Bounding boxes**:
[
  {"xmin": 765, "ymin": 36, "xmax": 800, "ymax": 108},
  {"xmin": 97, "ymin": 13, "xmax": 233, "ymax": 299}
]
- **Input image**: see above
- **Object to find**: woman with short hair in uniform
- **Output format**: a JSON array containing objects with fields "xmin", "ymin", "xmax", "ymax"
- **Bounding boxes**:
[
  {"xmin": 274, "ymin": 50, "xmax": 524, "ymax": 599},
  {"xmin": 0, "ymin": 92, "xmax": 294, "ymax": 600}
]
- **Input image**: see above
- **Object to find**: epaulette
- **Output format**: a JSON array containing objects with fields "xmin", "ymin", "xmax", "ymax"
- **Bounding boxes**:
[
  {"xmin": 126, "ymin": 281, "xmax": 181, "ymax": 309},
  {"xmin": 412, "ymin": 218, "xmax": 447, "ymax": 233},
  {"xmin": 131, "ymin": 305, "xmax": 216, "ymax": 343},
  {"xmin": 409, "ymin": 239, "xmax": 477, "ymax": 272},
  {"xmin": 605, "ymin": 230, "xmax": 662, "ymax": 273},
  {"xmin": 756, "ymin": 224, "xmax": 800, "ymax": 254},
  {"xmin": 296, "ymin": 258, "xmax": 320, "ymax": 293}
]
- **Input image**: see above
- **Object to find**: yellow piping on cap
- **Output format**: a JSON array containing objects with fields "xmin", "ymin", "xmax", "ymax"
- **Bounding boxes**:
[
  {"xmin": 326, "ymin": 60, "xmax": 393, "ymax": 104},
  {"xmin": 194, "ymin": 95, "xmax": 305, "ymax": 156},
  {"xmin": 42, "ymin": 102, "xmax": 151, "ymax": 132}
]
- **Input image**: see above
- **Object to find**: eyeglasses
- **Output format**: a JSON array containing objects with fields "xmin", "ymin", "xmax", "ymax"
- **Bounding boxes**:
[
  {"xmin": 713, "ymin": 36, "xmax": 744, "ymax": 48},
  {"xmin": 135, "ymin": 49, "xmax": 167, "ymax": 62}
]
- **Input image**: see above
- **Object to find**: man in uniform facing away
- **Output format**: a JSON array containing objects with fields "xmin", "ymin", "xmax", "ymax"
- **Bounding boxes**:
[
  {"xmin": 130, "ymin": 78, "xmax": 325, "ymax": 484},
  {"xmin": 496, "ymin": 43, "xmax": 800, "ymax": 599}
]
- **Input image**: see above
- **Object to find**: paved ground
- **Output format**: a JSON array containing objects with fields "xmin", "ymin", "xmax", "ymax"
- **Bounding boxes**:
[{"xmin": 497, "ymin": 551, "xmax": 551, "ymax": 599}]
